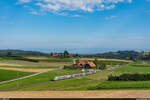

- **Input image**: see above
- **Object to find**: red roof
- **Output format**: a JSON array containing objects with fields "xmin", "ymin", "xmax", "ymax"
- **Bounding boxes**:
[
  {"xmin": 52, "ymin": 53, "xmax": 62, "ymax": 57},
  {"xmin": 77, "ymin": 60, "xmax": 96, "ymax": 68}
]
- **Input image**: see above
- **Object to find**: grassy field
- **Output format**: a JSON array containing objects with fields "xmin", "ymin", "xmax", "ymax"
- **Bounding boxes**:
[
  {"xmin": 0, "ymin": 69, "xmax": 34, "ymax": 82},
  {"xmin": 88, "ymin": 63, "xmax": 150, "ymax": 90},
  {"xmin": 88, "ymin": 81, "xmax": 150, "ymax": 90},
  {"xmin": 80, "ymin": 58, "xmax": 132, "ymax": 63},
  {"xmin": 0, "ymin": 57, "xmax": 13, "ymax": 61},
  {"xmin": 1, "ymin": 56, "xmax": 148, "ymax": 91},
  {"xmin": 114, "ymin": 65, "xmax": 150, "ymax": 73},
  {"xmin": 26, "ymin": 57, "xmax": 73, "ymax": 62},
  {"xmin": 13, "ymin": 71, "xmax": 110, "ymax": 91},
  {"xmin": 0, "ymin": 60, "xmax": 72, "ymax": 67},
  {"xmin": 0, "ymin": 69, "xmax": 82, "ymax": 90},
  {"xmin": 94, "ymin": 60, "xmax": 129, "ymax": 65},
  {"xmin": 14, "ymin": 64, "xmax": 150, "ymax": 91},
  {"xmin": 0, "ymin": 65, "xmax": 57, "ymax": 69}
]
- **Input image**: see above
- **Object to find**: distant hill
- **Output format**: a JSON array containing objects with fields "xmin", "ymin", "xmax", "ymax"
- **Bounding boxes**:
[
  {"xmin": 83, "ymin": 51, "xmax": 140, "ymax": 59},
  {"xmin": 0, "ymin": 49, "xmax": 49, "ymax": 56}
]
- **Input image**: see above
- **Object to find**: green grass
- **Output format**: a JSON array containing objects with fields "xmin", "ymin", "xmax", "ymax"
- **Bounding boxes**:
[
  {"xmin": 39, "ymin": 58, "xmax": 73, "ymax": 62},
  {"xmin": 13, "ymin": 71, "xmax": 111, "ymax": 91},
  {"xmin": 87, "ymin": 65, "xmax": 150, "ymax": 90},
  {"xmin": 131, "ymin": 64, "xmax": 150, "ymax": 67},
  {"xmin": 114, "ymin": 66, "xmax": 150, "ymax": 73},
  {"xmin": 0, "ymin": 69, "xmax": 34, "ymax": 82},
  {"xmin": 0, "ymin": 65, "xmax": 58, "ymax": 69},
  {"xmin": 16, "ymin": 78, "xmax": 91, "ymax": 91},
  {"xmin": 0, "ymin": 57, "xmax": 13, "ymax": 61},
  {"xmin": 0, "ymin": 69, "xmax": 82, "ymax": 90},
  {"xmin": 88, "ymin": 81, "xmax": 150, "ymax": 90},
  {"xmin": 94, "ymin": 60, "xmax": 128, "ymax": 65},
  {"xmin": 3, "ymin": 63, "xmax": 150, "ymax": 91},
  {"xmin": 135, "ymin": 60, "xmax": 150, "ymax": 64}
]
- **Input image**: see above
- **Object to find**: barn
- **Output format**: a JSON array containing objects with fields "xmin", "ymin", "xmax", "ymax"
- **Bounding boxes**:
[{"xmin": 77, "ymin": 60, "xmax": 96, "ymax": 69}]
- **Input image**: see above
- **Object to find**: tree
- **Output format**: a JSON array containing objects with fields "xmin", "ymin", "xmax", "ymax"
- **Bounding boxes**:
[
  {"xmin": 64, "ymin": 50, "xmax": 69, "ymax": 58},
  {"xmin": 7, "ymin": 52, "xmax": 12, "ymax": 57},
  {"xmin": 93, "ymin": 58, "xmax": 98, "ymax": 69},
  {"xmin": 74, "ymin": 54, "xmax": 79, "ymax": 57},
  {"xmin": 50, "ymin": 52, "xmax": 53, "ymax": 56},
  {"xmin": 98, "ymin": 63, "xmax": 106, "ymax": 70}
]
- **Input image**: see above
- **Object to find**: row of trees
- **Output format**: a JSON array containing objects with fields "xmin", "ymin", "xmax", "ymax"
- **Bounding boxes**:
[
  {"xmin": 108, "ymin": 73, "xmax": 150, "ymax": 81},
  {"xmin": 93, "ymin": 59, "xmax": 106, "ymax": 70},
  {"xmin": 82, "ymin": 51, "xmax": 140, "ymax": 61},
  {"xmin": 50, "ymin": 50, "xmax": 79, "ymax": 58}
]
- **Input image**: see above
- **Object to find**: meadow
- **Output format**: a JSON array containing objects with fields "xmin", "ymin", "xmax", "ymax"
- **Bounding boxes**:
[
  {"xmin": 15, "ymin": 63, "xmax": 150, "ymax": 91},
  {"xmin": 88, "ymin": 63, "xmax": 150, "ymax": 90},
  {"xmin": 0, "ymin": 65, "xmax": 57, "ymax": 69},
  {"xmin": 25, "ymin": 56, "xmax": 73, "ymax": 62},
  {"xmin": 0, "ymin": 69, "xmax": 82, "ymax": 90},
  {"xmin": 0, "ymin": 56, "xmax": 149, "ymax": 91},
  {"xmin": 94, "ymin": 60, "xmax": 129, "ymax": 65},
  {"xmin": 0, "ymin": 69, "xmax": 34, "ymax": 82}
]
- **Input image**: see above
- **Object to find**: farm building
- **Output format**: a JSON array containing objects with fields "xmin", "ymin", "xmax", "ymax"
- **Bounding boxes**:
[
  {"xmin": 137, "ymin": 51, "xmax": 150, "ymax": 59},
  {"xmin": 51, "ymin": 53, "xmax": 63, "ymax": 57},
  {"xmin": 51, "ymin": 53, "xmax": 73, "ymax": 58},
  {"xmin": 77, "ymin": 60, "xmax": 96, "ymax": 69}
]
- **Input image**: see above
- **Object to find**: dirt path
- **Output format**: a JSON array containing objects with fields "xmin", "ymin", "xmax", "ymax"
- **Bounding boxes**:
[
  {"xmin": 0, "ymin": 60, "xmax": 71, "ymax": 67},
  {"xmin": 0, "ymin": 63, "xmax": 22, "ymax": 66},
  {"xmin": 0, "ymin": 91, "xmax": 150, "ymax": 98},
  {"xmin": 0, "ymin": 67, "xmax": 54, "ymax": 72},
  {"xmin": 80, "ymin": 58, "xmax": 133, "ymax": 63}
]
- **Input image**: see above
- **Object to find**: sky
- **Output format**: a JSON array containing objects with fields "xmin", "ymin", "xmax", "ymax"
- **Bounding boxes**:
[{"xmin": 0, "ymin": 0, "xmax": 150, "ymax": 54}]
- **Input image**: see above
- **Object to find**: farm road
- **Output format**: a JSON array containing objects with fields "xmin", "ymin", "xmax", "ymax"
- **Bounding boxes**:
[
  {"xmin": 0, "ymin": 91, "xmax": 150, "ymax": 98},
  {"xmin": 0, "ymin": 67, "xmax": 54, "ymax": 72}
]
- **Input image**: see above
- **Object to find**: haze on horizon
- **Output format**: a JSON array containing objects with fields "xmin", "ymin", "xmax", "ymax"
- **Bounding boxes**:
[{"xmin": 0, "ymin": 0, "xmax": 150, "ymax": 54}]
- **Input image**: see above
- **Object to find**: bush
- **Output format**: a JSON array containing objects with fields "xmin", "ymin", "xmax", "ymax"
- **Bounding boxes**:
[
  {"xmin": 2, "ymin": 56, "xmax": 39, "ymax": 62},
  {"xmin": 97, "ymin": 63, "xmax": 106, "ymax": 70},
  {"xmin": 108, "ymin": 73, "xmax": 150, "ymax": 81},
  {"xmin": 64, "ymin": 65, "xmax": 77, "ymax": 69}
]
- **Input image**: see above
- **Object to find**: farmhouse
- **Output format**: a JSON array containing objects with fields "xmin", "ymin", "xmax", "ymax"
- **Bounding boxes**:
[
  {"xmin": 77, "ymin": 60, "xmax": 96, "ymax": 69},
  {"xmin": 51, "ymin": 53, "xmax": 63, "ymax": 57},
  {"xmin": 137, "ymin": 51, "xmax": 150, "ymax": 59},
  {"xmin": 51, "ymin": 52, "xmax": 73, "ymax": 58}
]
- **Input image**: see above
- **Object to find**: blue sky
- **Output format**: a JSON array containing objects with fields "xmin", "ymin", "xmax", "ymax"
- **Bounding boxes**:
[{"xmin": 0, "ymin": 0, "xmax": 150, "ymax": 54}]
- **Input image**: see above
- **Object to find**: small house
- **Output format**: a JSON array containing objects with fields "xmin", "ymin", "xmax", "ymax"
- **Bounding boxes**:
[
  {"xmin": 77, "ymin": 60, "xmax": 96, "ymax": 69},
  {"xmin": 52, "ymin": 53, "xmax": 63, "ymax": 57}
]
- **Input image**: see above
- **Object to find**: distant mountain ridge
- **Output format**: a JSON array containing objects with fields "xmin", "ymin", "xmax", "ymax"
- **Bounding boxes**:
[
  {"xmin": 0, "ymin": 49, "xmax": 49, "ymax": 56},
  {"xmin": 83, "ymin": 50, "xmax": 140, "ymax": 59}
]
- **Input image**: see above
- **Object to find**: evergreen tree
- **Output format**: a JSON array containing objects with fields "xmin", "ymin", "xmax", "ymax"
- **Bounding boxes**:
[{"xmin": 64, "ymin": 50, "xmax": 69, "ymax": 58}]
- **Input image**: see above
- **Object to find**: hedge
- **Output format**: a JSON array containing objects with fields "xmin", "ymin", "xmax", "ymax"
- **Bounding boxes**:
[{"xmin": 108, "ymin": 73, "xmax": 150, "ymax": 81}]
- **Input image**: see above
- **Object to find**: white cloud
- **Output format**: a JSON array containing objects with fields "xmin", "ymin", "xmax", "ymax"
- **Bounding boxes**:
[
  {"xmin": 71, "ymin": 14, "xmax": 82, "ymax": 17},
  {"xmin": 18, "ymin": 0, "xmax": 31, "ymax": 4},
  {"xmin": 18, "ymin": 0, "xmax": 132, "ymax": 15},
  {"xmin": 30, "ymin": 11, "xmax": 38, "ymax": 15},
  {"xmin": 105, "ymin": 15, "xmax": 117, "ymax": 20}
]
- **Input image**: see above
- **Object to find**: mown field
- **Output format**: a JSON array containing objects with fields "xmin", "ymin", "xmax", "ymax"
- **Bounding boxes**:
[
  {"xmin": 10, "ymin": 62, "xmax": 150, "ymax": 91},
  {"xmin": 25, "ymin": 56, "xmax": 73, "ymax": 62},
  {"xmin": 0, "ymin": 56, "xmax": 146, "ymax": 91},
  {"xmin": 94, "ymin": 60, "xmax": 129, "ymax": 65},
  {"xmin": 88, "ymin": 62, "xmax": 150, "ymax": 90},
  {"xmin": 0, "ymin": 65, "xmax": 57, "ymax": 69},
  {"xmin": 0, "ymin": 69, "xmax": 34, "ymax": 82},
  {"xmin": 0, "ymin": 69, "xmax": 82, "ymax": 90}
]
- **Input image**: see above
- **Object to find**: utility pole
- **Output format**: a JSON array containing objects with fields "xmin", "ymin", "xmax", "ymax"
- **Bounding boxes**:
[{"xmin": 17, "ymin": 71, "xmax": 19, "ymax": 88}]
